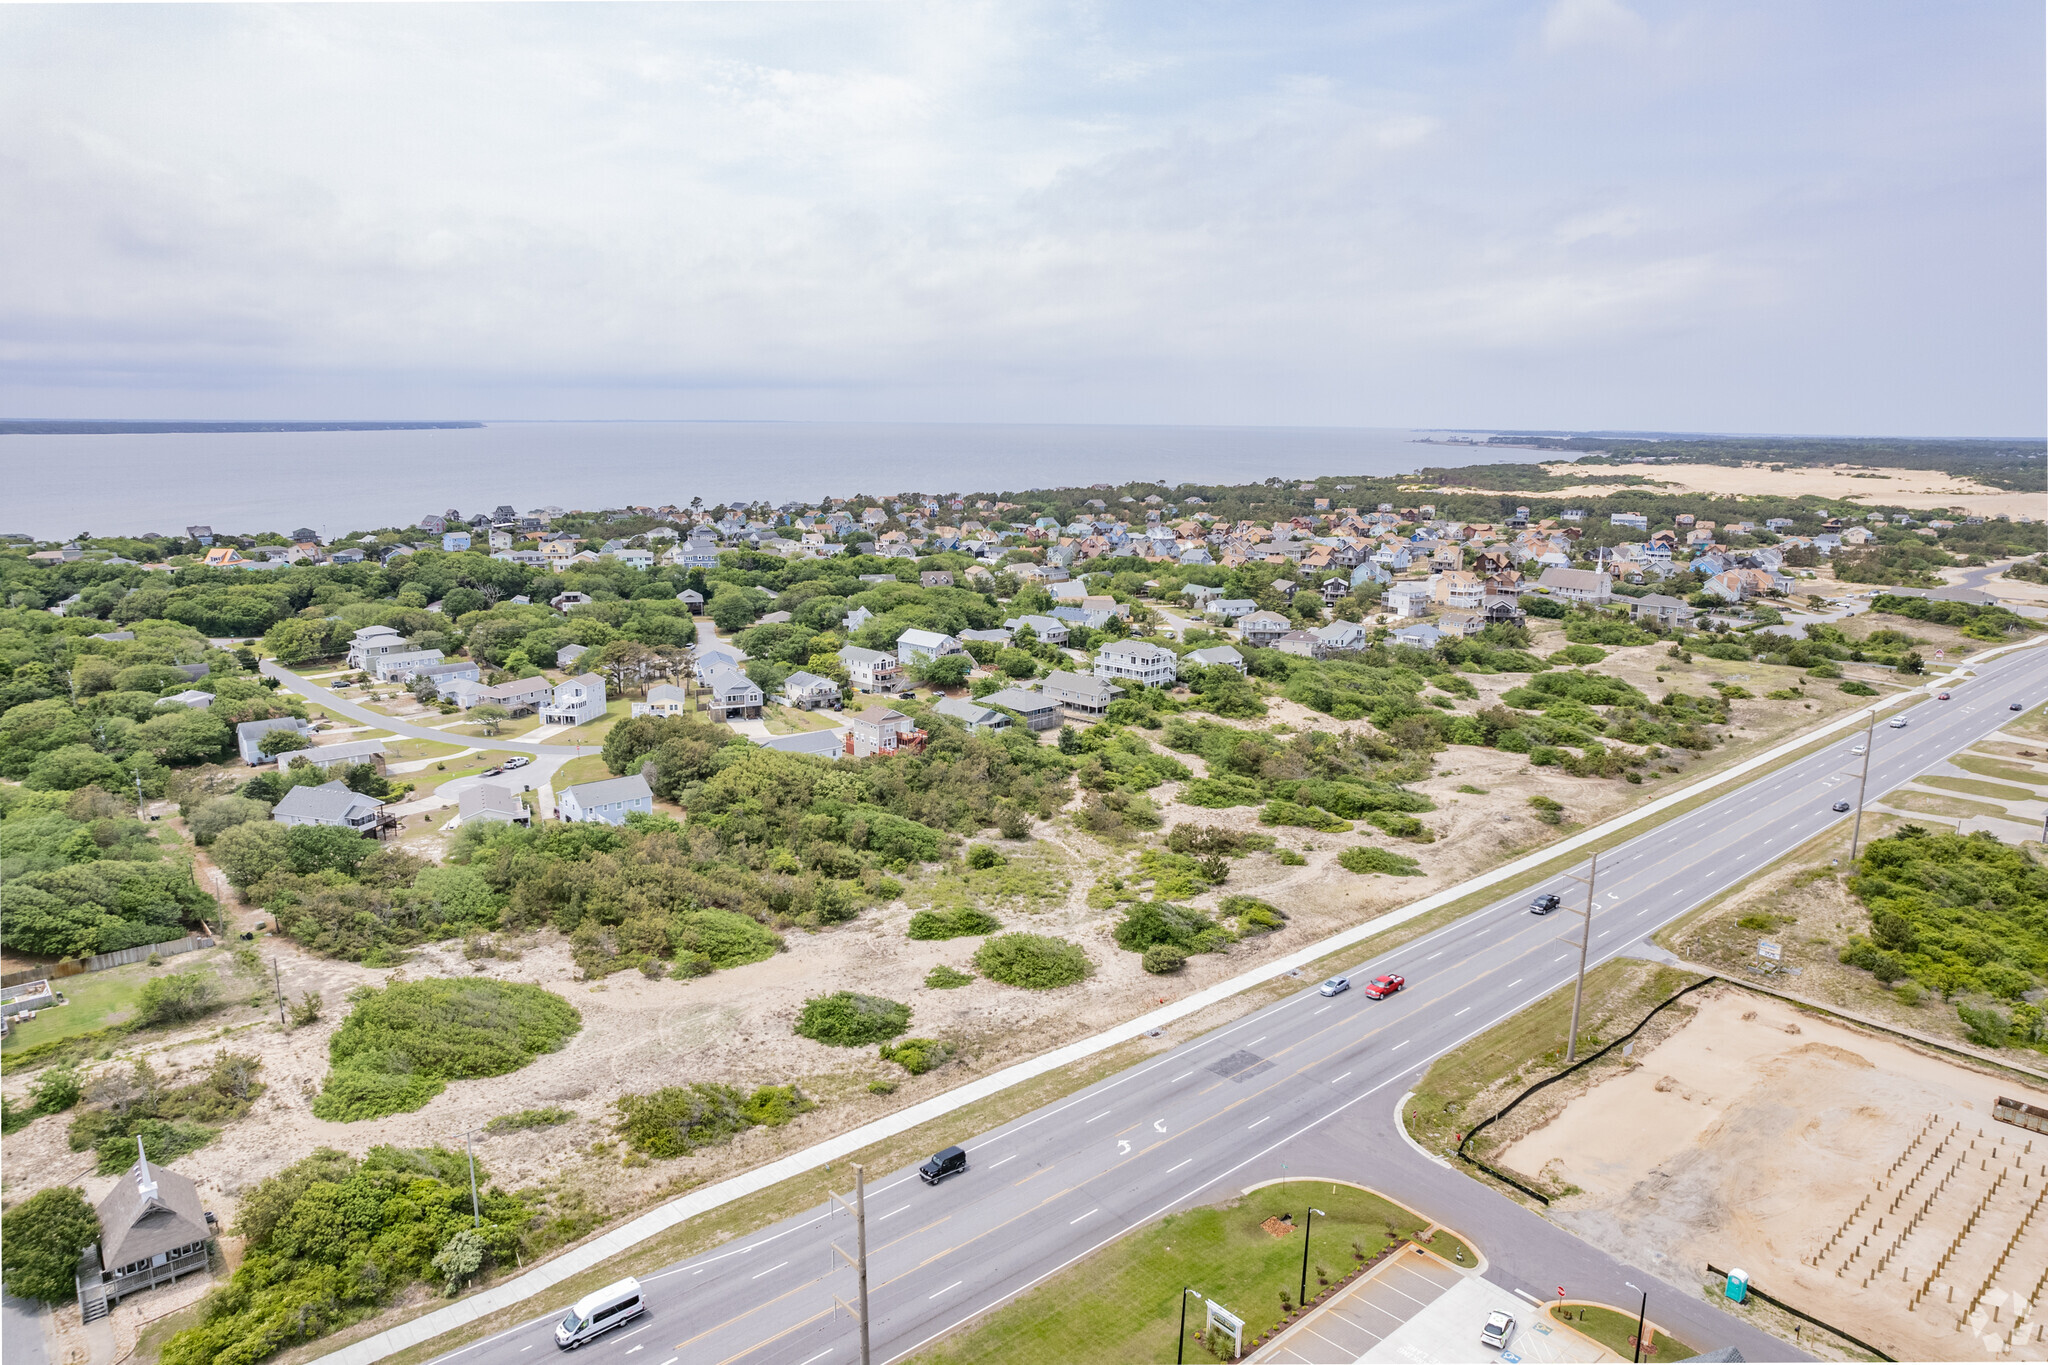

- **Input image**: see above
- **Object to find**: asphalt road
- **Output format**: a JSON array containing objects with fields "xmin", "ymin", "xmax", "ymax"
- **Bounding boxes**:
[
  {"xmin": 428, "ymin": 647, "xmax": 2044, "ymax": 1365},
  {"xmin": 261, "ymin": 661, "xmax": 591, "ymax": 756},
  {"xmin": 1, "ymin": 1294, "xmax": 52, "ymax": 1365}
]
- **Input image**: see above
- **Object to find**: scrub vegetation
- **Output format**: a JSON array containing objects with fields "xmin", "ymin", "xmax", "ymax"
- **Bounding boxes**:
[{"xmin": 311, "ymin": 979, "xmax": 582, "ymax": 1121}]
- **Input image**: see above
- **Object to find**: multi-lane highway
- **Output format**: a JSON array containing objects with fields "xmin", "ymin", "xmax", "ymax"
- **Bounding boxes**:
[{"xmin": 426, "ymin": 646, "xmax": 2043, "ymax": 1365}]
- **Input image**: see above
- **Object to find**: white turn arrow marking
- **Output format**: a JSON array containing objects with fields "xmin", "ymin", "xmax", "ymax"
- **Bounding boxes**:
[
  {"xmin": 1118, "ymin": 1139, "xmax": 1132, "ymax": 1155},
  {"xmin": 1154, "ymin": 1119, "xmax": 1167, "ymax": 1133}
]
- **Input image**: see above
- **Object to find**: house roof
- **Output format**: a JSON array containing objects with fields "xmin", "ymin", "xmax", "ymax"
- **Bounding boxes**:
[
  {"xmin": 839, "ymin": 645, "xmax": 894, "ymax": 665},
  {"xmin": 895, "ymin": 628, "xmax": 957, "ymax": 650},
  {"xmin": 272, "ymin": 781, "xmax": 381, "ymax": 823},
  {"xmin": 562, "ymin": 774, "xmax": 653, "ymax": 807},
  {"xmin": 236, "ymin": 716, "xmax": 304, "ymax": 741},
  {"xmin": 933, "ymin": 697, "xmax": 1001, "ymax": 725},
  {"xmin": 977, "ymin": 687, "xmax": 1062, "ymax": 714},
  {"xmin": 459, "ymin": 783, "xmax": 526, "ymax": 820},
  {"xmin": 704, "ymin": 669, "xmax": 761, "ymax": 699},
  {"xmin": 97, "ymin": 1152, "xmax": 209, "ymax": 1271},
  {"xmin": 1096, "ymin": 638, "xmax": 1169, "ymax": 659},
  {"xmin": 1185, "ymin": 646, "xmax": 1244, "ymax": 666},
  {"xmin": 1536, "ymin": 567, "xmax": 1611, "ymax": 592},
  {"xmin": 645, "ymin": 683, "xmax": 687, "ymax": 703},
  {"xmin": 755, "ymin": 730, "xmax": 847, "ymax": 756},
  {"xmin": 1238, "ymin": 609, "xmax": 1291, "ymax": 625},
  {"xmin": 1043, "ymin": 669, "xmax": 1115, "ymax": 699},
  {"xmin": 298, "ymin": 739, "xmax": 387, "ymax": 766},
  {"xmin": 783, "ymin": 671, "xmax": 836, "ymax": 690},
  {"xmin": 853, "ymin": 705, "xmax": 909, "ymax": 725}
]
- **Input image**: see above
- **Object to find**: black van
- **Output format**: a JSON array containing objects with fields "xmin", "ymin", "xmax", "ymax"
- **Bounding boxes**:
[{"xmin": 920, "ymin": 1146, "xmax": 967, "ymax": 1184}]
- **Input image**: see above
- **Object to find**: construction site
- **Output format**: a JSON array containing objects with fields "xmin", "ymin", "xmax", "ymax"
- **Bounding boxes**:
[{"xmin": 1498, "ymin": 989, "xmax": 2048, "ymax": 1362}]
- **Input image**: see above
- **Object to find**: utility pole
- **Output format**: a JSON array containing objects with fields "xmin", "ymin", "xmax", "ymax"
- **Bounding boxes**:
[
  {"xmin": 829, "ymin": 1163, "xmax": 871, "ymax": 1365},
  {"xmin": 1848, "ymin": 712, "xmax": 1876, "ymax": 861},
  {"xmin": 1563, "ymin": 853, "xmax": 1599, "ymax": 1063},
  {"xmin": 273, "ymin": 960, "xmax": 286, "ymax": 1027}
]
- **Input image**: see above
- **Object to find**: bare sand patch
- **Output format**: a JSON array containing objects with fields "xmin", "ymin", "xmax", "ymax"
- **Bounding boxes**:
[
  {"xmin": 1501, "ymin": 989, "xmax": 2048, "ymax": 1361},
  {"xmin": 1471, "ymin": 462, "xmax": 2036, "ymax": 519}
]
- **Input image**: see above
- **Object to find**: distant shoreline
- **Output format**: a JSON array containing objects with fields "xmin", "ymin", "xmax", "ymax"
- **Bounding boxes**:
[{"xmin": 0, "ymin": 419, "xmax": 484, "ymax": 435}]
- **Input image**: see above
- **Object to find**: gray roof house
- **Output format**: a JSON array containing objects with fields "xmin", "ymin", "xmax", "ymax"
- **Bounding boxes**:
[
  {"xmin": 164, "ymin": 689, "xmax": 215, "ymax": 709},
  {"xmin": 781, "ymin": 670, "xmax": 842, "ymax": 710},
  {"xmin": 370, "ymin": 649, "xmax": 446, "ymax": 682},
  {"xmin": 703, "ymin": 668, "xmax": 765, "ymax": 720},
  {"xmin": 838, "ymin": 645, "xmax": 904, "ymax": 694},
  {"xmin": 289, "ymin": 739, "xmax": 388, "ymax": 773},
  {"xmin": 1003, "ymin": 614, "xmax": 1069, "ymax": 646},
  {"xmin": 272, "ymin": 780, "xmax": 384, "ymax": 831},
  {"xmin": 345, "ymin": 625, "xmax": 408, "ymax": 671},
  {"xmin": 1629, "ymin": 593, "xmax": 1697, "ymax": 628},
  {"xmin": 458, "ymin": 782, "xmax": 530, "ymax": 827},
  {"xmin": 1535, "ymin": 567, "xmax": 1613, "ymax": 604},
  {"xmin": 895, "ymin": 628, "xmax": 965, "ymax": 663},
  {"xmin": 754, "ymin": 729, "xmax": 848, "ymax": 757},
  {"xmin": 235, "ymin": 716, "xmax": 310, "ymax": 766},
  {"xmin": 1184, "ymin": 644, "xmax": 1247, "ymax": 674},
  {"xmin": 1238, "ymin": 611, "xmax": 1292, "ymax": 646},
  {"xmin": 977, "ymin": 688, "xmax": 1064, "ymax": 731},
  {"xmin": 1041, "ymin": 669, "xmax": 1119, "ymax": 719},
  {"xmin": 1093, "ymin": 639, "xmax": 1178, "ymax": 688},
  {"xmin": 77, "ymin": 1147, "xmax": 214, "ymax": 1318},
  {"xmin": 931, "ymin": 696, "xmax": 1008, "ymax": 733},
  {"xmin": 558, "ymin": 774, "xmax": 654, "ymax": 825},
  {"xmin": 630, "ymin": 683, "xmax": 690, "ymax": 718},
  {"xmin": 556, "ymin": 643, "xmax": 588, "ymax": 670}
]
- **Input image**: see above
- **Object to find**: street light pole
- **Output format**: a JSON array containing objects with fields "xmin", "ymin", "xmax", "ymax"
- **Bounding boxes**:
[
  {"xmin": 463, "ymin": 1126, "xmax": 481, "ymax": 1227},
  {"xmin": 1625, "ymin": 1280, "xmax": 1647, "ymax": 1363},
  {"xmin": 1299, "ymin": 1208, "xmax": 1326, "ymax": 1309},
  {"xmin": 1564, "ymin": 853, "xmax": 1599, "ymax": 1064},
  {"xmin": 1177, "ymin": 1287, "xmax": 1202, "ymax": 1365},
  {"xmin": 1849, "ymin": 712, "xmax": 1876, "ymax": 861}
]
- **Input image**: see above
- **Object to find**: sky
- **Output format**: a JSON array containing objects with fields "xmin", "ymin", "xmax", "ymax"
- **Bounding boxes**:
[{"xmin": 0, "ymin": 1, "xmax": 2041, "ymax": 435}]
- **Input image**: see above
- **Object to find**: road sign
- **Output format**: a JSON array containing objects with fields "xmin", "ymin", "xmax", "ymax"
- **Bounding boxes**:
[
  {"xmin": 1206, "ymin": 1301, "xmax": 1244, "ymax": 1358},
  {"xmin": 1757, "ymin": 940, "xmax": 1782, "ymax": 961}
]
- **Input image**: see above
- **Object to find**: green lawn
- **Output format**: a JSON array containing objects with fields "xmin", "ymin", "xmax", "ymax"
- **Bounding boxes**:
[
  {"xmin": 1953, "ymin": 754, "xmax": 2048, "ymax": 789},
  {"xmin": 912, "ymin": 1181, "xmax": 1451, "ymax": 1365},
  {"xmin": 1917, "ymin": 774, "xmax": 2040, "ymax": 803},
  {"xmin": 398, "ymin": 750, "xmax": 521, "ymax": 800},
  {"xmin": 544, "ymin": 699, "xmax": 631, "ymax": 747},
  {"xmin": 1883, "ymin": 789, "xmax": 2014, "ymax": 822},
  {"xmin": 1550, "ymin": 1303, "xmax": 1696, "ymax": 1361},
  {"xmin": 552, "ymin": 753, "xmax": 614, "ymax": 790},
  {"xmin": 383, "ymin": 737, "xmax": 470, "ymax": 762},
  {"xmin": 0, "ymin": 955, "xmax": 194, "ymax": 1054}
]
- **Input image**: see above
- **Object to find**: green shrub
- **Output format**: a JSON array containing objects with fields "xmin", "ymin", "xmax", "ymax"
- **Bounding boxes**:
[
  {"xmin": 964, "ymin": 844, "xmax": 1005, "ymax": 870},
  {"xmin": 613, "ymin": 1084, "xmax": 754, "ymax": 1157},
  {"xmin": 134, "ymin": 971, "xmax": 220, "ymax": 1028},
  {"xmin": 95, "ymin": 1117, "xmax": 215, "ymax": 1174},
  {"xmin": 1528, "ymin": 794, "xmax": 1565, "ymax": 825},
  {"xmin": 1220, "ymin": 896, "xmax": 1287, "ymax": 935},
  {"xmin": 924, "ymin": 965, "xmax": 975, "ymax": 989},
  {"xmin": 974, "ymin": 932, "xmax": 1093, "ymax": 989},
  {"xmin": 484, "ymin": 1107, "xmax": 573, "ymax": 1134},
  {"xmin": 878, "ymin": 1038, "xmax": 953, "ymax": 1074},
  {"xmin": 1142, "ymin": 944, "xmax": 1188, "ymax": 975},
  {"xmin": 1835, "ymin": 828, "xmax": 2048, "ymax": 1006},
  {"xmin": 1365, "ymin": 811, "xmax": 1434, "ymax": 842},
  {"xmin": 0, "ymin": 1185, "xmax": 100, "ymax": 1302},
  {"xmin": 794, "ymin": 992, "xmax": 912, "ymax": 1046},
  {"xmin": 1839, "ymin": 680, "xmax": 1878, "ymax": 696},
  {"xmin": 1113, "ymin": 902, "xmax": 1228, "ymax": 955},
  {"xmin": 311, "ymin": 980, "xmax": 582, "ymax": 1122},
  {"xmin": 868, "ymin": 1080, "xmax": 897, "ymax": 1094},
  {"xmin": 1547, "ymin": 644, "xmax": 1607, "ymax": 666},
  {"xmin": 1259, "ymin": 800, "xmax": 1351, "ymax": 833},
  {"xmin": 25, "ymin": 1064, "xmax": 81, "ymax": 1116},
  {"xmin": 1275, "ymin": 849, "xmax": 1308, "ymax": 866},
  {"xmin": 907, "ymin": 907, "xmax": 1002, "ymax": 940},
  {"xmin": 673, "ymin": 908, "xmax": 783, "ymax": 968},
  {"xmin": 1337, "ymin": 847, "xmax": 1423, "ymax": 877}
]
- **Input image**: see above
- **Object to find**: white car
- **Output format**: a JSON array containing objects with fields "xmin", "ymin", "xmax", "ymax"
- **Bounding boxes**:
[
  {"xmin": 1481, "ymin": 1309, "xmax": 1516, "ymax": 1351},
  {"xmin": 504, "ymin": 755, "xmax": 532, "ymax": 769},
  {"xmin": 1889, "ymin": 717, "xmax": 1908, "ymax": 729}
]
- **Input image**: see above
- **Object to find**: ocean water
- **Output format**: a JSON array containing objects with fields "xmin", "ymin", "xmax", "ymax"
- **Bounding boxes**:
[{"xmin": 1, "ymin": 420, "xmax": 1488, "ymax": 540}]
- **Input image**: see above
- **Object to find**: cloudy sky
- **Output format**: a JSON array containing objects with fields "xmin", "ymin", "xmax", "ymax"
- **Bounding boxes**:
[{"xmin": 1, "ymin": 1, "xmax": 2040, "ymax": 434}]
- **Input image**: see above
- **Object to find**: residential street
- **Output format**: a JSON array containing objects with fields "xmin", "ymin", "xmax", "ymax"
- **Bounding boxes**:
[
  {"xmin": 261, "ymin": 661, "xmax": 591, "ymax": 756},
  {"xmin": 377, "ymin": 643, "xmax": 2044, "ymax": 1365}
]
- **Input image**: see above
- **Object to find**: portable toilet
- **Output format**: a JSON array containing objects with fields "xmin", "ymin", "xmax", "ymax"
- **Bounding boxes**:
[{"xmin": 1725, "ymin": 1268, "xmax": 1749, "ymax": 1303}]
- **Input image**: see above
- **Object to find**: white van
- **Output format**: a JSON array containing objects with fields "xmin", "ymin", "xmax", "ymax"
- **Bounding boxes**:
[{"xmin": 555, "ymin": 1277, "xmax": 644, "ymax": 1349}]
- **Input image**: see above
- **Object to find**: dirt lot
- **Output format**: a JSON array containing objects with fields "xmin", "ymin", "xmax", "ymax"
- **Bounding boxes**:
[
  {"xmin": 1500, "ymin": 989, "xmax": 2048, "ymax": 1361},
  {"xmin": 1464, "ymin": 461, "xmax": 2037, "ymax": 520}
]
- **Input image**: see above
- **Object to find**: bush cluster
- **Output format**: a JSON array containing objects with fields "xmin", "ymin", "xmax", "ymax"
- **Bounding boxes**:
[
  {"xmin": 613, "ymin": 1083, "xmax": 813, "ymax": 1157},
  {"xmin": 974, "ymin": 932, "xmax": 1093, "ymax": 989},
  {"xmin": 312, "ymin": 980, "xmax": 581, "ymax": 1121},
  {"xmin": 1337, "ymin": 847, "xmax": 1423, "ymax": 877},
  {"xmin": 794, "ymin": 991, "xmax": 912, "ymax": 1046},
  {"xmin": 878, "ymin": 1038, "xmax": 953, "ymax": 1074}
]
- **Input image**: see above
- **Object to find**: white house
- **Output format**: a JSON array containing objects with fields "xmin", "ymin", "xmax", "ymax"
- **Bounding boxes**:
[
  {"xmin": 371, "ymin": 649, "xmax": 446, "ymax": 683},
  {"xmin": 1311, "ymin": 621, "xmax": 1369, "ymax": 653},
  {"xmin": 895, "ymin": 629, "xmax": 966, "ymax": 665},
  {"xmin": 781, "ymin": 671, "xmax": 842, "ymax": 710},
  {"xmin": 1535, "ymin": 567, "xmax": 1613, "ymax": 605},
  {"xmin": 1211, "ymin": 598, "xmax": 1258, "ymax": 620},
  {"xmin": 1003, "ymin": 614, "xmax": 1069, "ymax": 646},
  {"xmin": 345, "ymin": 625, "xmax": 410, "ymax": 672},
  {"xmin": 272, "ymin": 780, "xmax": 384, "ymax": 830},
  {"xmin": 540, "ymin": 673, "xmax": 607, "ymax": 727},
  {"xmin": 630, "ymin": 683, "xmax": 689, "ymax": 718},
  {"xmin": 458, "ymin": 782, "xmax": 530, "ymax": 827},
  {"xmin": 1391, "ymin": 623, "xmax": 1444, "ymax": 649},
  {"xmin": 1093, "ymin": 639, "xmax": 1178, "ymax": 688},
  {"xmin": 1384, "ymin": 583, "xmax": 1433, "ymax": 618},
  {"xmin": 235, "ymin": 717, "xmax": 310, "ymax": 766},
  {"xmin": 839, "ymin": 645, "xmax": 904, "ymax": 694},
  {"xmin": 1238, "ymin": 610, "xmax": 1292, "ymax": 646},
  {"xmin": 558, "ymin": 774, "xmax": 653, "ymax": 825}
]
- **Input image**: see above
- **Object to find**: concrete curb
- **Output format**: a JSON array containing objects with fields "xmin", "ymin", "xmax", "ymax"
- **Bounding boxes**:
[{"xmin": 317, "ymin": 640, "xmax": 2045, "ymax": 1365}]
